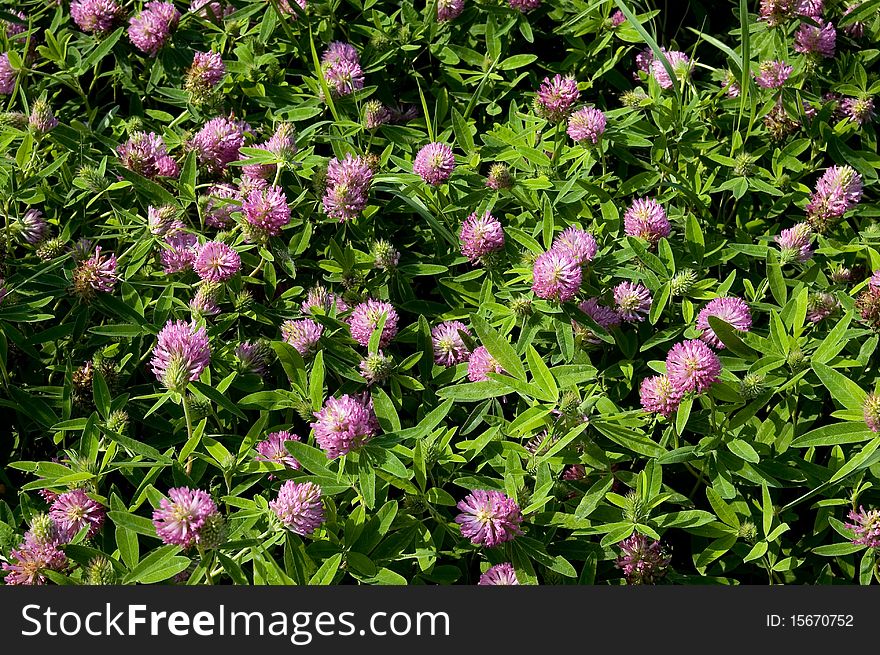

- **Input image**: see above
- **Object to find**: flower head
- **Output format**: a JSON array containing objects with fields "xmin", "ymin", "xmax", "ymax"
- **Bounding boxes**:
[
  {"xmin": 567, "ymin": 107, "xmax": 606, "ymax": 144},
  {"xmin": 455, "ymin": 490, "xmax": 523, "ymax": 547},
  {"xmin": 29, "ymin": 98, "xmax": 59, "ymax": 134},
  {"xmin": 190, "ymin": 116, "xmax": 249, "ymax": 174},
  {"xmin": 71, "ymin": 0, "xmax": 123, "ymax": 32},
  {"xmin": 359, "ymin": 351, "xmax": 394, "ymax": 385},
  {"xmin": 807, "ymin": 292, "xmax": 838, "ymax": 323},
  {"xmin": 438, "ymin": 0, "xmax": 465, "ymax": 20},
  {"xmin": 203, "ymin": 184, "xmax": 238, "ymax": 228},
  {"xmin": 323, "ymin": 58, "xmax": 364, "ymax": 98},
  {"xmin": 532, "ymin": 249, "xmax": 582, "ymax": 301},
  {"xmin": 846, "ymin": 506, "xmax": 880, "ymax": 548},
  {"xmin": 150, "ymin": 320, "xmax": 211, "ymax": 391},
  {"xmin": 1, "ymin": 538, "xmax": 68, "ymax": 585},
  {"xmin": 49, "ymin": 489, "xmax": 105, "ymax": 539},
  {"xmin": 323, "ymin": 154, "xmax": 374, "ymax": 220},
  {"xmin": 117, "ymin": 131, "xmax": 178, "ymax": 179},
  {"xmin": 322, "ymin": 41, "xmax": 359, "ymax": 67},
  {"xmin": 863, "ymin": 393, "xmax": 880, "ymax": 432},
  {"xmin": 478, "ymin": 562, "xmax": 519, "ymax": 585},
  {"xmin": 467, "ymin": 345, "xmax": 505, "ymax": 382},
  {"xmin": 414, "ymin": 142, "xmax": 455, "ymax": 185},
  {"xmin": 775, "ymin": 222, "xmax": 814, "ymax": 262},
  {"xmin": 255, "ymin": 431, "xmax": 301, "ymax": 470},
  {"xmin": 432, "ymin": 320, "xmax": 471, "ymax": 367},
  {"xmin": 536, "ymin": 75, "xmax": 579, "ymax": 122},
  {"xmin": 624, "ymin": 198, "xmax": 670, "ymax": 245},
  {"xmin": 311, "ymin": 394, "xmax": 379, "ymax": 458},
  {"xmin": 185, "ymin": 51, "xmax": 225, "ymax": 100},
  {"xmin": 460, "ymin": 212, "xmax": 505, "ymax": 262},
  {"xmin": 235, "ymin": 340, "xmax": 271, "ymax": 375},
  {"xmin": 651, "ymin": 51, "xmax": 691, "ymax": 89},
  {"xmin": 666, "ymin": 339, "xmax": 722, "ymax": 394},
  {"xmin": 16, "ymin": 209, "xmax": 48, "ymax": 244},
  {"xmin": 152, "ymin": 487, "xmax": 219, "ymax": 549},
  {"xmin": 552, "ymin": 227, "xmax": 597, "ymax": 266},
  {"xmin": 73, "ymin": 246, "xmax": 118, "ymax": 298},
  {"xmin": 242, "ymin": 184, "xmax": 290, "ymax": 237},
  {"xmin": 509, "ymin": 0, "xmax": 540, "ymax": 10},
  {"xmin": 806, "ymin": 166, "xmax": 863, "ymax": 232},
  {"xmin": 640, "ymin": 375, "xmax": 684, "ymax": 417},
  {"xmin": 794, "ymin": 21, "xmax": 836, "ymax": 58},
  {"xmin": 194, "ymin": 241, "xmax": 240, "ymax": 282},
  {"xmin": 348, "ymin": 300, "xmax": 399, "ymax": 348},
  {"xmin": 696, "ymin": 297, "xmax": 753, "ymax": 349},
  {"xmin": 613, "ymin": 281, "xmax": 652, "ymax": 322},
  {"xmin": 616, "ymin": 533, "xmax": 670, "ymax": 584},
  {"xmin": 0, "ymin": 53, "xmax": 16, "ymax": 95},
  {"xmin": 127, "ymin": 1, "xmax": 180, "ymax": 57},
  {"xmin": 755, "ymin": 60, "xmax": 793, "ymax": 89},
  {"xmin": 281, "ymin": 319, "xmax": 324, "ymax": 357},
  {"xmin": 301, "ymin": 286, "xmax": 349, "ymax": 315},
  {"xmin": 573, "ymin": 298, "xmax": 620, "ymax": 344},
  {"xmin": 270, "ymin": 481, "xmax": 325, "ymax": 536},
  {"xmin": 486, "ymin": 163, "xmax": 513, "ymax": 190},
  {"xmin": 363, "ymin": 100, "xmax": 392, "ymax": 129},
  {"xmin": 841, "ymin": 96, "xmax": 875, "ymax": 126}
]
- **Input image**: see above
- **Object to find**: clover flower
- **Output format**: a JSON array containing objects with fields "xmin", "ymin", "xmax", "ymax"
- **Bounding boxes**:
[
  {"xmin": 775, "ymin": 222, "xmax": 814, "ymax": 262},
  {"xmin": 127, "ymin": 1, "xmax": 179, "ymax": 57},
  {"xmin": 152, "ymin": 487, "xmax": 219, "ymax": 549},
  {"xmin": 16, "ymin": 209, "xmax": 48, "ymax": 245},
  {"xmin": 467, "ymin": 345, "xmax": 505, "ymax": 382},
  {"xmin": 242, "ymin": 184, "xmax": 290, "ymax": 236},
  {"xmin": 624, "ymin": 198, "xmax": 670, "ymax": 245},
  {"xmin": 414, "ymin": 142, "xmax": 455, "ymax": 185},
  {"xmin": 150, "ymin": 320, "xmax": 210, "ymax": 391},
  {"xmin": 552, "ymin": 227, "xmax": 597, "ymax": 266},
  {"xmin": 193, "ymin": 241, "xmax": 240, "ymax": 282},
  {"xmin": 160, "ymin": 231, "xmax": 198, "ymax": 274},
  {"xmin": 323, "ymin": 153, "xmax": 374, "ymax": 220},
  {"xmin": 478, "ymin": 563, "xmax": 519, "ymax": 585},
  {"xmin": 846, "ymin": 506, "xmax": 880, "ymax": 548},
  {"xmin": 281, "ymin": 318, "xmax": 324, "ymax": 357},
  {"xmin": 567, "ymin": 107, "xmax": 606, "ymax": 144},
  {"xmin": 794, "ymin": 21, "xmax": 836, "ymax": 58},
  {"xmin": 270, "ymin": 481, "xmax": 325, "ymax": 536},
  {"xmin": 666, "ymin": 339, "xmax": 722, "ymax": 394},
  {"xmin": 532, "ymin": 249, "xmax": 582, "ymax": 301},
  {"xmin": 438, "ymin": 0, "xmax": 464, "ymax": 20},
  {"xmin": 73, "ymin": 246, "xmax": 118, "ymax": 298},
  {"xmin": 863, "ymin": 393, "xmax": 880, "ymax": 433},
  {"xmin": 456, "ymin": 490, "xmax": 523, "ymax": 547},
  {"xmin": 536, "ymin": 74, "xmax": 579, "ymax": 122},
  {"xmin": 0, "ymin": 53, "xmax": 16, "ymax": 95},
  {"xmin": 616, "ymin": 534, "xmax": 670, "ymax": 584},
  {"xmin": 696, "ymin": 297, "xmax": 753, "ymax": 349},
  {"xmin": 311, "ymin": 394, "xmax": 379, "ymax": 458},
  {"xmin": 806, "ymin": 165, "xmax": 862, "ymax": 232},
  {"xmin": 49, "ymin": 489, "xmax": 105, "ymax": 540},
  {"xmin": 431, "ymin": 320, "xmax": 471, "ymax": 367},
  {"xmin": 255, "ymin": 431, "xmax": 301, "ymax": 470},
  {"xmin": 460, "ymin": 211, "xmax": 505, "ymax": 262},
  {"xmin": 348, "ymin": 299, "xmax": 399, "ymax": 348},
  {"xmin": 613, "ymin": 281, "xmax": 652, "ymax": 322},
  {"xmin": 640, "ymin": 375, "xmax": 684, "ymax": 417},
  {"xmin": 755, "ymin": 60, "xmax": 793, "ymax": 89},
  {"xmin": 190, "ymin": 116, "xmax": 249, "ymax": 174},
  {"xmin": 841, "ymin": 96, "xmax": 875, "ymax": 126},
  {"xmin": 572, "ymin": 298, "xmax": 620, "ymax": 344},
  {"xmin": 117, "ymin": 131, "xmax": 178, "ymax": 179},
  {"xmin": 651, "ymin": 51, "xmax": 691, "ymax": 89}
]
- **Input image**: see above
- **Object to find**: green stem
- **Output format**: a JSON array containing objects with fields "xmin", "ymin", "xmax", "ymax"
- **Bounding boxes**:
[{"xmin": 183, "ymin": 394, "xmax": 194, "ymax": 475}]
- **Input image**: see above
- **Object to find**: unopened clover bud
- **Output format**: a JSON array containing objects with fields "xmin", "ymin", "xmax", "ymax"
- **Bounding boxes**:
[{"xmin": 86, "ymin": 556, "xmax": 117, "ymax": 585}]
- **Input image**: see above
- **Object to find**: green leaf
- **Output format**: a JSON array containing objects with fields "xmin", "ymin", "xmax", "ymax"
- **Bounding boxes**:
[
  {"xmin": 191, "ymin": 380, "xmax": 247, "ymax": 419},
  {"xmin": 108, "ymin": 511, "xmax": 157, "ymax": 538},
  {"xmin": 727, "ymin": 439, "xmax": 760, "ymax": 463},
  {"xmin": 122, "ymin": 545, "xmax": 189, "ymax": 584},
  {"xmin": 828, "ymin": 436, "xmax": 880, "ymax": 484},
  {"xmin": 309, "ymin": 552, "xmax": 343, "ymax": 585},
  {"xmin": 766, "ymin": 251, "xmax": 787, "ymax": 306},
  {"xmin": 525, "ymin": 345, "xmax": 558, "ymax": 402},
  {"xmin": 285, "ymin": 440, "xmax": 333, "ymax": 477},
  {"xmin": 706, "ymin": 487, "xmax": 739, "ymax": 529},
  {"xmin": 309, "ymin": 350, "xmax": 325, "ymax": 412},
  {"xmin": 450, "ymin": 108, "xmax": 475, "ymax": 156},
  {"xmin": 707, "ymin": 316, "xmax": 759, "ymax": 359},
  {"xmin": 470, "ymin": 314, "xmax": 527, "ymax": 381},
  {"xmin": 812, "ymin": 362, "xmax": 868, "ymax": 411},
  {"xmin": 792, "ymin": 423, "xmax": 875, "ymax": 448}
]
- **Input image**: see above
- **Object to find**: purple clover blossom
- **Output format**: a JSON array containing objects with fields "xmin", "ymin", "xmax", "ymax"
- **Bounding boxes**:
[
  {"xmin": 567, "ymin": 107, "xmax": 606, "ymax": 144},
  {"xmin": 150, "ymin": 319, "xmax": 211, "ymax": 391},
  {"xmin": 722, "ymin": 71, "xmax": 741, "ymax": 98},
  {"xmin": 203, "ymin": 184, "xmax": 238, "ymax": 228},
  {"xmin": 17, "ymin": 209, "xmax": 48, "ymax": 245},
  {"xmin": 49, "ymin": 489, "xmax": 105, "ymax": 539},
  {"xmin": 190, "ymin": 117, "xmax": 249, "ymax": 174},
  {"xmin": 117, "ymin": 131, "xmax": 178, "ymax": 179},
  {"xmin": 759, "ymin": 0, "xmax": 791, "ymax": 27},
  {"xmin": 863, "ymin": 393, "xmax": 880, "ymax": 433},
  {"xmin": 414, "ymin": 142, "xmax": 455, "ymax": 185},
  {"xmin": 755, "ymin": 60, "xmax": 793, "ymax": 89},
  {"xmin": 616, "ymin": 534, "xmax": 670, "ymax": 585},
  {"xmin": 322, "ymin": 41, "xmax": 359, "ymax": 66},
  {"xmin": 666, "ymin": 339, "xmax": 722, "ymax": 394},
  {"xmin": 235, "ymin": 341, "xmax": 270, "ymax": 375},
  {"xmin": 796, "ymin": 0, "xmax": 823, "ymax": 18},
  {"xmin": 348, "ymin": 299, "xmax": 399, "ymax": 348},
  {"xmin": 478, "ymin": 563, "xmax": 519, "ymax": 585},
  {"xmin": 573, "ymin": 298, "xmax": 621, "ymax": 344},
  {"xmin": 613, "ymin": 281, "xmax": 652, "ymax": 322},
  {"xmin": 651, "ymin": 51, "xmax": 691, "ymax": 90},
  {"xmin": 807, "ymin": 292, "xmax": 838, "ymax": 323},
  {"xmin": 193, "ymin": 241, "xmax": 240, "ymax": 282},
  {"xmin": 536, "ymin": 74, "xmax": 580, "ymax": 122},
  {"xmin": 148, "ymin": 205, "xmax": 178, "ymax": 236},
  {"xmin": 186, "ymin": 51, "xmax": 225, "ymax": 97},
  {"xmin": 845, "ymin": 506, "xmax": 880, "ymax": 548},
  {"xmin": 459, "ymin": 211, "xmax": 505, "ymax": 262},
  {"xmin": 552, "ymin": 227, "xmax": 597, "ymax": 267},
  {"xmin": 696, "ymin": 297, "xmax": 753, "ymax": 349},
  {"xmin": 127, "ymin": 1, "xmax": 180, "ymax": 57},
  {"xmin": 635, "ymin": 48, "xmax": 654, "ymax": 76},
  {"xmin": 302, "ymin": 286, "xmax": 349, "ymax": 315},
  {"xmin": 255, "ymin": 431, "xmax": 301, "ymax": 470},
  {"xmin": 610, "ymin": 10, "xmax": 626, "ymax": 27},
  {"xmin": 2, "ymin": 10, "xmax": 25, "ymax": 38},
  {"xmin": 152, "ymin": 487, "xmax": 219, "ymax": 549},
  {"xmin": 190, "ymin": 0, "xmax": 233, "ymax": 20},
  {"xmin": 270, "ymin": 481, "xmax": 326, "ymax": 536},
  {"xmin": 640, "ymin": 375, "xmax": 684, "ymax": 417},
  {"xmin": 311, "ymin": 394, "xmax": 379, "ymax": 459},
  {"xmin": 323, "ymin": 153, "xmax": 374, "ymax": 221},
  {"xmin": 806, "ymin": 165, "xmax": 863, "ymax": 231},
  {"xmin": 794, "ymin": 21, "xmax": 836, "ymax": 58},
  {"xmin": 29, "ymin": 99, "xmax": 59, "ymax": 134},
  {"xmin": 455, "ymin": 490, "xmax": 523, "ymax": 547},
  {"xmin": 431, "ymin": 320, "xmax": 471, "ymax": 367},
  {"xmin": 467, "ymin": 345, "xmax": 505, "ymax": 382},
  {"xmin": 532, "ymin": 249, "xmax": 582, "ymax": 302},
  {"xmin": 841, "ymin": 96, "xmax": 875, "ymax": 126},
  {"xmin": 73, "ymin": 246, "xmax": 118, "ymax": 298},
  {"xmin": 189, "ymin": 285, "xmax": 220, "ymax": 317},
  {"xmin": 242, "ymin": 184, "xmax": 290, "ymax": 236},
  {"xmin": 323, "ymin": 58, "xmax": 365, "ymax": 98},
  {"xmin": 437, "ymin": 0, "xmax": 464, "ymax": 21},
  {"xmin": 71, "ymin": 0, "xmax": 124, "ymax": 33},
  {"xmin": 775, "ymin": 222, "xmax": 814, "ymax": 262},
  {"xmin": 623, "ymin": 198, "xmax": 670, "ymax": 245},
  {"xmin": 509, "ymin": 0, "xmax": 541, "ymax": 12},
  {"xmin": 0, "ymin": 53, "xmax": 16, "ymax": 95},
  {"xmin": 281, "ymin": 319, "xmax": 324, "ymax": 357},
  {"xmin": 1, "ymin": 537, "xmax": 68, "ymax": 585},
  {"xmin": 160, "ymin": 231, "xmax": 198, "ymax": 274}
]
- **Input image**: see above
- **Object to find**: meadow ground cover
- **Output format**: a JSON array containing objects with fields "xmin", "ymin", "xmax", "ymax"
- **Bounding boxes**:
[{"xmin": 1, "ymin": 0, "xmax": 879, "ymax": 586}]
